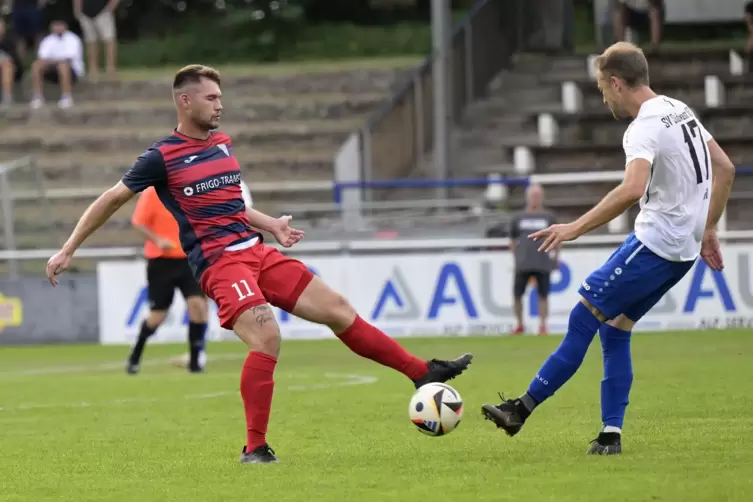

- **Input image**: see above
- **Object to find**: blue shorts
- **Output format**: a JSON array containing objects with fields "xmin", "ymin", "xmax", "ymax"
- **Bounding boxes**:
[{"xmin": 578, "ymin": 233, "xmax": 695, "ymax": 321}]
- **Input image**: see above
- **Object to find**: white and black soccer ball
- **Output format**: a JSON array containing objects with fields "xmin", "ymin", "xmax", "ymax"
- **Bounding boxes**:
[{"xmin": 408, "ymin": 382, "xmax": 464, "ymax": 437}]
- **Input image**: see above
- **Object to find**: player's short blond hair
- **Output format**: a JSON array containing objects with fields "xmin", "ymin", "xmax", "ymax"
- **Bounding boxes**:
[
  {"xmin": 594, "ymin": 42, "xmax": 649, "ymax": 88},
  {"xmin": 172, "ymin": 64, "xmax": 221, "ymax": 90}
]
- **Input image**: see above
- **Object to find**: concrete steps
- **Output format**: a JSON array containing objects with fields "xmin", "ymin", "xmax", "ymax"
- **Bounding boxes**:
[
  {"xmin": 0, "ymin": 146, "xmax": 337, "ymax": 190},
  {"xmin": 0, "ymin": 93, "xmax": 386, "ymax": 126},
  {"xmin": 22, "ymin": 67, "xmax": 410, "ymax": 102},
  {"xmin": 0, "ymin": 118, "xmax": 362, "ymax": 154}
]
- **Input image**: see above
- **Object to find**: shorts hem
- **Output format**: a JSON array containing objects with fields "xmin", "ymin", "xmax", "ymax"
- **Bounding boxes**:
[
  {"xmin": 274, "ymin": 269, "xmax": 315, "ymax": 313},
  {"xmin": 578, "ymin": 290, "xmax": 617, "ymax": 321}
]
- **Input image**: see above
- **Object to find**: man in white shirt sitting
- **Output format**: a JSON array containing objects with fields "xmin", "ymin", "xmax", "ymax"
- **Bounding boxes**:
[{"xmin": 30, "ymin": 20, "xmax": 85, "ymax": 109}]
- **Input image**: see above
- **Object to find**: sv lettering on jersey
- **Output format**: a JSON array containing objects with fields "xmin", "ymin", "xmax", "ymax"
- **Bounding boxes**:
[{"xmin": 660, "ymin": 107, "xmax": 694, "ymax": 128}]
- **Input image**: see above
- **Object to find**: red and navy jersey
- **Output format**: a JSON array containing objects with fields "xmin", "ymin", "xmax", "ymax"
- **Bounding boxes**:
[{"xmin": 122, "ymin": 130, "xmax": 260, "ymax": 279}]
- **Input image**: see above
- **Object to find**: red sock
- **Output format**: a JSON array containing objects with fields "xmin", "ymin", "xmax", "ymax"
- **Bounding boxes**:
[
  {"xmin": 240, "ymin": 352, "xmax": 277, "ymax": 451},
  {"xmin": 337, "ymin": 316, "xmax": 429, "ymax": 380}
]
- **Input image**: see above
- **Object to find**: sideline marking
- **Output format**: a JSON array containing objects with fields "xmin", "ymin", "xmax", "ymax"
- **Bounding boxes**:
[
  {"xmin": 0, "ymin": 353, "xmax": 248, "ymax": 378},
  {"xmin": 0, "ymin": 373, "xmax": 377, "ymax": 413}
]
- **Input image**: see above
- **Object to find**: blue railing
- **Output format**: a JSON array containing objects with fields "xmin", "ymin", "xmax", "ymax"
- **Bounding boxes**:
[
  {"xmin": 333, "ymin": 176, "xmax": 530, "ymax": 204},
  {"xmin": 333, "ymin": 166, "xmax": 753, "ymax": 205}
]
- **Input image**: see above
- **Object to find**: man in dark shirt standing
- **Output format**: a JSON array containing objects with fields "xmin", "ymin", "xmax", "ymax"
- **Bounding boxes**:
[
  {"xmin": 509, "ymin": 184, "xmax": 558, "ymax": 335},
  {"xmin": 6, "ymin": 0, "xmax": 45, "ymax": 60},
  {"xmin": 74, "ymin": 0, "xmax": 118, "ymax": 79},
  {"xmin": 0, "ymin": 17, "xmax": 23, "ymax": 106}
]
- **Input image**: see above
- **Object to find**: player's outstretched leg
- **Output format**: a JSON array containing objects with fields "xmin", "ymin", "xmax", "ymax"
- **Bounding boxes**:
[
  {"xmin": 126, "ymin": 312, "xmax": 165, "ymax": 374},
  {"xmin": 291, "ymin": 277, "xmax": 472, "ymax": 387},
  {"xmin": 234, "ymin": 305, "xmax": 280, "ymax": 464},
  {"xmin": 481, "ymin": 299, "xmax": 602, "ymax": 436},
  {"xmin": 588, "ymin": 322, "xmax": 633, "ymax": 455}
]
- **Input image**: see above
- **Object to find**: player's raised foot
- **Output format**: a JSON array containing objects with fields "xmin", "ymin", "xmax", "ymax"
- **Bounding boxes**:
[
  {"xmin": 587, "ymin": 432, "xmax": 622, "ymax": 455},
  {"xmin": 412, "ymin": 353, "xmax": 473, "ymax": 389},
  {"xmin": 239, "ymin": 444, "xmax": 279, "ymax": 464},
  {"xmin": 481, "ymin": 395, "xmax": 528, "ymax": 436},
  {"xmin": 125, "ymin": 362, "xmax": 140, "ymax": 375}
]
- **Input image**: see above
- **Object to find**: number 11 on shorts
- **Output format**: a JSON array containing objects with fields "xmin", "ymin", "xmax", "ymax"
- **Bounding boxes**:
[{"xmin": 232, "ymin": 280, "xmax": 255, "ymax": 301}]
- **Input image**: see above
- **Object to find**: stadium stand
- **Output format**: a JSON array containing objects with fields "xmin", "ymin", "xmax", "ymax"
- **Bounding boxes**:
[
  {"xmin": 2, "ymin": 0, "xmax": 753, "ymax": 273},
  {"xmin": 460, "ymin": 48, "xmax": 753, "ymax": 231},
  {"xmin": 0, "ymin": 67, "xmax": 408, "ymax": 266}
]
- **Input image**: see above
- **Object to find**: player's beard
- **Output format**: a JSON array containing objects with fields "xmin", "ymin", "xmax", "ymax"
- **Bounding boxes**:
[{"xmin": 194, "ymin": 112, "xmax": 219, "ymax": 132}]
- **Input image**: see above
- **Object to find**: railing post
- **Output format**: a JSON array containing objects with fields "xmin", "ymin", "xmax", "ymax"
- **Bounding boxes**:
[
  {"xmin": 432, "ymin": 0, "xmax": 452, "ymax": 204},
  {"xmin": 0, "ymin": 165, "xmax": 18, "ymax": 280},
  {"xmin": 360, "ymin": 126, "xmax": 373, "ymax": 205},
  {"xmin": 413, "ymin": 75, "xmax": 425, "ymax": 173},
  {"xmin": 464, "ymin": 17, "xmax": 474, "ymax": 105}
]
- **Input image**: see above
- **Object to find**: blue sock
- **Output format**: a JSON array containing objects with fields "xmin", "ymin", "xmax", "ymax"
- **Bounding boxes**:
[
  {"xmin": 599, "ymin": 324, "xmax": 633, "ymax": 429},
  {"xmin": 526, "ymin": 302, "xmax": 602, "ymax": 404}
]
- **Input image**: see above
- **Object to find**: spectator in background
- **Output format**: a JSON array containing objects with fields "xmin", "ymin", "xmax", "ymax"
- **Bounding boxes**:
[
  {"xmin": 0, "ymin": 17, "xmax": 23, "ymax": 107},
  {"xmin": 74, "ymin": 0, "xmax": 118, "ymax": 79},
  {"xmin": 30, "ymin": 19, "xmax": 84, "ymax": 109},
  {"xmin": 613, "ymin": 0, "xmax": 664, "ymax": 53},
  {"xmin": 509, "ymin": 184, "xmax": 558, "ymax": 336},
  {"xmin": 745, "ymin": 1, "xmax": 753, "ymax": 68},
  {"xmin": 5, "ymin": 0, "xmax": 45, "ymax": 60}
]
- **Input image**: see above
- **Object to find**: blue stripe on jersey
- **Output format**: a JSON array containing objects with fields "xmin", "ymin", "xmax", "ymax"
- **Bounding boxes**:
[
  {"xmin": 161, "ymin": 135, "xmax": 187, "ymax": 146},
  {"xmin": 209, "ymin": 222, "xmax": 253, "ymax": 237},
  {"xmin": 184, "ymin": 199, "xmax": 246, "ymax": 219},
  {"xmin": 165, "ymin": 145, "xmax": 234, "ymax": 171},
  {"xmin": 154, "ymin": 183, "xmax": 206, "ymax": 277}
]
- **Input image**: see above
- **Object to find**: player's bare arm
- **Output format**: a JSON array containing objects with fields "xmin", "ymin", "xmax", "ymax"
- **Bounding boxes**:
[
  {"xmin": 701, "ymin": 139, "xmax": 736, "ymax": 271},
  {"xmin": 705, "ymin": 139, "xmax": 735, "ymax": 231},
  {"xmin": 529, "ymin": 160, "xmax": 649, "ymax": 252},
  {"xmin": 246, "ymin": 208, "xmax": 304, "ymax": 248},
  {"xmin": 46, "ymin": 181, "xmax": 136, "ymax": 286}
]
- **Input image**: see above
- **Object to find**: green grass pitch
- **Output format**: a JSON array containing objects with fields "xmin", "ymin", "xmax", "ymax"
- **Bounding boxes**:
[{"xmin": 0, "ymin": 330, "xmax": 752, "ymax": 502}]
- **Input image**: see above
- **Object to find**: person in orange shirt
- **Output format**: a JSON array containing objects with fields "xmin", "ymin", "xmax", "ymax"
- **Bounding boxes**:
[{"xmin": 126, "ymin": 186, "xmax": 209, "ymax": 374}]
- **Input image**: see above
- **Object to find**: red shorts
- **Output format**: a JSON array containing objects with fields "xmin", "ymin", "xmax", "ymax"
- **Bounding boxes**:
[{"xmin": 199, "ymin": 243, "xmax": 314, "ymax": 330}]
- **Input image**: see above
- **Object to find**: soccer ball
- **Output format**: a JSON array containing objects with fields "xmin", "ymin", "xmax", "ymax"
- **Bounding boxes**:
[{"xmin": 408, "ymin": 383, "xmax": 464, "ymax": 437}]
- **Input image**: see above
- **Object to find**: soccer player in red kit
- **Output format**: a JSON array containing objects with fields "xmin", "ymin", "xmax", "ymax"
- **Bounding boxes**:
[{"xmin": 46, "ymin": 65, "xmax": 473, "ymax": 464}]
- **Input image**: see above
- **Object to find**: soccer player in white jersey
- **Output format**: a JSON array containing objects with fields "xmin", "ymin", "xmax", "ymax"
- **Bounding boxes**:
[{"xmin": 481, "ymin": 42, "xmax": 735, "ymax": 454}]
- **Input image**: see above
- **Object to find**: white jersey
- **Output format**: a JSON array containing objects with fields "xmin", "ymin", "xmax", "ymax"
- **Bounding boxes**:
[{"xmin": 624, "ymin": 96, "xmax": 712, "ymax": 262}]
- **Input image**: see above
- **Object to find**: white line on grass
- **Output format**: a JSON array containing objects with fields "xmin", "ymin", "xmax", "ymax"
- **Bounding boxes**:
[
  {"xmin": 0, "ymin": 353, "xmax": 248, "ymax": 378},
  {"xmin": 0, "ymin": 373, "xmax": 377, "ymax": 413}
]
